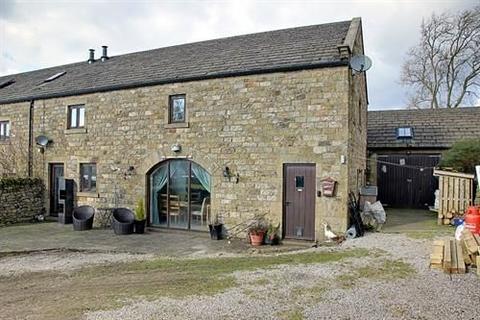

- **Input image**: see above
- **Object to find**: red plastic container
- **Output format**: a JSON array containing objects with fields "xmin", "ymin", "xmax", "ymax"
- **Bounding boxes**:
[{"xmin": 464, "ymin": 206, "xmax": 480, "ymax": 235}]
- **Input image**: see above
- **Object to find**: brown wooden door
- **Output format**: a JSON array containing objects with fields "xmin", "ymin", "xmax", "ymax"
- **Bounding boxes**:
[
  {"xmin": 283, "ymin": 164, "xmax": 316, "ymax": 240},
  {"xmin": 49, "ymin": 163, "xmax": 64, "ymax": 216}
]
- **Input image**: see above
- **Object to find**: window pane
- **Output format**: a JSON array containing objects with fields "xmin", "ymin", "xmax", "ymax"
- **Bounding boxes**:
[
  {"xmin": 296, "ymin": 176, "xmax": 304, "ymax": 188},
  {"xmin": 171, "ymin": 97, "xmax": 185, "ymax": 122},
  {"xmin": 0, "ymin": 123, "xmax": 4, "ymax": 136},
  {"xmin": 190, "ymin": 163, "xmax": 211, "ymax": 231},
  {"xmin": 5, "ymin": 122, "xmax": 10, "ymax": 136},
  {"xmin": 80, "ymin": 164, "xmax": 96, "ymax": 192},
  {"xmin": 90, "ymin": 165, "xmax": 96, "ymax": 191},
  {"xmin": 168, "ymin": 160, "xmax": 189, "ymax": 229},
  {"xmin": 151, "ymin": 165, "xmax": 168, "ymax": 226},
  {"xmin": 78, "ymin": 107, "xmax": 85, "ymax": 127},
  {"xmin": 70, "ymin": 108, "xmax": 77, "ymax": 128}
]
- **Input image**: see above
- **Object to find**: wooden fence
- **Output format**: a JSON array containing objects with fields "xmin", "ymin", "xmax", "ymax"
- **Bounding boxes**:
[{"xmin": 433, "ymin": 169, "xmax": 475, "ymax": 225}]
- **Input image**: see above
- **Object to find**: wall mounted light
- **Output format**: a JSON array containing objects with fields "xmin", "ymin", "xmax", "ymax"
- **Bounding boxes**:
[
  {"xmin": 171, "ymin": 144, "xmax": 181, "ymax": 153},
  {"xmin": 123, "ymin": 166, "xmax": 136, "ymax": 179},
  {"xmin": 223, "ymin": 166, "xmax": 240, "ymax": 183}
]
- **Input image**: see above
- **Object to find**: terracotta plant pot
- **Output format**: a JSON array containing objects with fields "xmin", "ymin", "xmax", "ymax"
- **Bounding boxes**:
[{"xmin": 249, "ymin": 232, "xmax": 265, "ymax": 246}]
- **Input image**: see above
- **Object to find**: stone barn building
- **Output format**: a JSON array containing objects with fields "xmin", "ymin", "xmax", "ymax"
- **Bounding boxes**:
[{"xmin": 0, "ymin": 18, "xmax": 368, "ymax": 241}]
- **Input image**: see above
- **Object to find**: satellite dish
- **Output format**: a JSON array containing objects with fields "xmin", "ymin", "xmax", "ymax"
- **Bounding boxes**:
[
  {"xmin": 350, "ymin": 55, "xmax": 372, "ymax": 72},
  {"xmin": 35, "ymin": 135, "xmax": 49, "ymax": 147}
]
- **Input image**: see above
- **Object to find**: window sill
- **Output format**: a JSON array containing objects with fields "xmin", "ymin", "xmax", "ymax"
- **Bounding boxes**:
[
  {"xmin": 65, "ymin": 128, "xmax": 87, "ymax": 135},
  {"xmin": 77, "ymin": 192, "xmax": 99, "ymax": 198},
  {"xmin": 0, "ymin": 138, "xmax": 10, "ymax": 143},
  {"xmin": 164, "ymin": 122, "xmax": 189, "ymax": 129}
]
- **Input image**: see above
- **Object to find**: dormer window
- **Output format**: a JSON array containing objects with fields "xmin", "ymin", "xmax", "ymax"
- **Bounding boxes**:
[{"xmin": 397, "ymin": 127, "xmax": 413, "ymax": 139}]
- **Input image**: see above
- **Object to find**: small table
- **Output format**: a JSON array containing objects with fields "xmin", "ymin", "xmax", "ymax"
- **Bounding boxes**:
[{"xmin": 95, "ymin": 207, "xmax": 114, "ymax": 229}]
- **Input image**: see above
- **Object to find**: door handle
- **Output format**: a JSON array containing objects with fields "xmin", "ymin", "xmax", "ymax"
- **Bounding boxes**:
[{"xmin": 285, "ymin": 201, "xmax": 292, "ymax": 206}]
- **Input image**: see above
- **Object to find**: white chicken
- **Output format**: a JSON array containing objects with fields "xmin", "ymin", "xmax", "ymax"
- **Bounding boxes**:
[{"xmin": 323, "ymin": 222, "xmax": 346, "ymax": 244}]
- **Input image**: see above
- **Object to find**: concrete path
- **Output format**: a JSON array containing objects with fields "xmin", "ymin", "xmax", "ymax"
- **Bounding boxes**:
[{"xmin": 0, "ymin": 222, "xmax": 309, "ymax": 256}]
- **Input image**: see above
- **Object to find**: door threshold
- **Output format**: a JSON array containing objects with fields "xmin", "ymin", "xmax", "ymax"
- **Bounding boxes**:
[
  {"xmin": 147, "ymin": 227, "xmax": 208, "ymax": 234},
  {"xmin": 282, "ymin": 238, "xmax": 315, "ymax": 245}
]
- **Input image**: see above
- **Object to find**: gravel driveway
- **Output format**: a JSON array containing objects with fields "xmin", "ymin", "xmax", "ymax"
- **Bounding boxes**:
[
  {"xmin": 1, "ymin": 231, "xmax": 478, "ymax": 320},
  {"xmin": 84, "ymin": 233, "xmax": 480, "ymax": 320}
]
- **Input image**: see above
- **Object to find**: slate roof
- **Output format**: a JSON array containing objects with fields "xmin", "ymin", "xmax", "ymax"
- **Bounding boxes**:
[
  {"xmin": 0, "ymin": 20, "xmax": 352, "ymax": 104},
  {"xmin": 367, "ymin": 107, "xmax": 480, "ymax": 149}
]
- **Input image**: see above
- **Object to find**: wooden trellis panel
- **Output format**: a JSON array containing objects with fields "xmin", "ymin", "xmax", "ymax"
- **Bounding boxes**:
[{"xmin": 434, "ymin": 169, "xmax": 475, "ymax": 225}]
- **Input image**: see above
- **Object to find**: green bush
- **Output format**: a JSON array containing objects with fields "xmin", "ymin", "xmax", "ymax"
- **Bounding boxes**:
[
  {"xmin": 0, "ymin": 178, "xmax": 43, "ymax": 191},
  {"xmin": 134, "ymin": 198, "xmax": 145, "ymax": 221},
  {"xmin": 439, "ymin": 139, "xmax": 480, "ymax": 174}
]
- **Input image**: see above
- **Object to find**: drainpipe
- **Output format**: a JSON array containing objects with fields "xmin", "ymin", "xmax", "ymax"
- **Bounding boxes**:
[{"xmin": 28, "ymin": 100, "xmax": 34, "ymax": 177}]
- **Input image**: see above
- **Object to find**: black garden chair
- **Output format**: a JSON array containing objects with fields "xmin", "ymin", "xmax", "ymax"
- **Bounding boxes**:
[
  {"xmin": 72, "ymin": 205, "xmax": 95, "ymax": 231},
  {"xmin": 112, "ymin": 208, "xmax": 135, "ymax": 235}
]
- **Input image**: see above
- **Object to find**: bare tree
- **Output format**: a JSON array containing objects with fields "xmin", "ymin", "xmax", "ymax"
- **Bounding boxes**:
[{"xmin": 401, "ymin": 6, "xmax": 480, "ymax": 108}]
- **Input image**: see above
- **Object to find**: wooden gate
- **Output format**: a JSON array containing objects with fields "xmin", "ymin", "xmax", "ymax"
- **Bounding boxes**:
[
  {"xmin": 377, "ymin": 154, "xmax": 440, "ymax": 208},
  {"xmin": 433, "ymin": 169, "xmax": 474, "ymax": 225}
]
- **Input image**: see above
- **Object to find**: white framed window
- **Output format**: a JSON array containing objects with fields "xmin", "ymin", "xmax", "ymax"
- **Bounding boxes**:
[
  {"xmin": 68, "ymin": 105, "xmax": 85, "ymax": 129},
  {"xmin": 0, "ymin": 121, "xmax": 10, "ymax": 140},
  {"xmin": 80, "ymin": 163, "xmax": 97, "ymax": 192}
]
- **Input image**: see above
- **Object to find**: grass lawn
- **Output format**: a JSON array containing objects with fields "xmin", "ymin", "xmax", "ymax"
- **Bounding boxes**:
[
  {"xmin": 382, "ymin": 208, "xmax": 453, "ymax": 239},
  {"xmin": 0, "ymin": 248, "xmax": 370, "ymax": 320}
]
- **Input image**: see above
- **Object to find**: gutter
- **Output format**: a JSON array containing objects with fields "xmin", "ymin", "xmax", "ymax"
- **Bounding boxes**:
[
  {"xmin": 28, "ymin": 100, "xmax": 34, "ymax": 177},
  {"xmin": 367, "ymin": 146, "xmax": 451, "ymax": 152},
  {"xmin": 0, "ymin": 60, "xmax": 349, "ymax": 105}
]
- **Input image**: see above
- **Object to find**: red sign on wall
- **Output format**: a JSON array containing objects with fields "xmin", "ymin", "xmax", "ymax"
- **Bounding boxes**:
[{"xmin": 321, "ymin": 177, "xmax": 337, "ymax": 197}]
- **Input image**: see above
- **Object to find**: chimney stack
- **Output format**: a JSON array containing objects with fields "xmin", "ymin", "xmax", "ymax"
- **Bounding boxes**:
[
  {"xmin": 101, "ymin": 46, "xmax": 109, "ymax": 61},
  {"xmin": 87, "ymin": 49, "xmax": 95, "ymax": 64}
]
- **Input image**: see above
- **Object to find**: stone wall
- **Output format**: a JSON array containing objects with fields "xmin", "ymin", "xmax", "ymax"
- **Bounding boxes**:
[
  {"xmin": 0, "ymin": 101, "xmax": 31, "ymax": 177},
  {"xmin": 0, "ymin": 66, "xmax": 367, "ymax": 238},
  {"xmin": 0, "ymin": 178, "xmax": 45, "ymax": 225},
  {"xmin": 347, "ymin": 23, "xmax": 368, "ymax": 198}
]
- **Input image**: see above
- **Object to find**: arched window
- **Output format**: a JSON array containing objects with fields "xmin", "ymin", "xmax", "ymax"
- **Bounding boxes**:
[{"xmin": 149, "ymin": 159, "xmax": 211, "ymax": 230}]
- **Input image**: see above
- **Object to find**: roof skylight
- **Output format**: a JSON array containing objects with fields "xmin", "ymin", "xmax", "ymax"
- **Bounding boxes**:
[
  {"xmin": 396, "ymin": 127, "xmax": 413, "ymax": 139},
  {"xmin": 44, "ymin": 71, "xmax": 66, "ymax": 83},
  {"xmin": 0, "ymin": 79, "xmax": 15, "ymax": 89}
]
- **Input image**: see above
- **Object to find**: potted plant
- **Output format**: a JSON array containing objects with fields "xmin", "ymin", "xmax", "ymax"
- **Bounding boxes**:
[
  {"xmin": 208, "ymin": 213, "xmax": 224, "ymax": 240},
  {"xmin": 265, "ymin": 223, "xmax": 281, "ymax": 246},
  {"xmin": 134, "ymin": 198, "xmax": 146, "ymax": 234},
  {"xmin": 247, "ymin": 218, "xmax": 267, "ymax": 246}
]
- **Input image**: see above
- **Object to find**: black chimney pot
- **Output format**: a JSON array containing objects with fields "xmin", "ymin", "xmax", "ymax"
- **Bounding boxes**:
[
  {"xmin": 101, "ymin": 46, "xmax": 109, "ymax": 61},
  {"xmin": 88, "ymin": 49, "xmax": 95, "ymax": 64}
]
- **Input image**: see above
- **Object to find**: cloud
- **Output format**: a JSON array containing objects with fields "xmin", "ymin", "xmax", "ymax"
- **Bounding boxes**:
[{"xmin": 0, "ymin": 0, "xmax": 477, "ymax": 109}]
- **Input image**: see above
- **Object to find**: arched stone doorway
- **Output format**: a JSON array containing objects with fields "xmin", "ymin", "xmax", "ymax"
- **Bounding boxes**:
[{"xmin": 147, "ymin": 159, "xmax": 211, "ymax": 231}]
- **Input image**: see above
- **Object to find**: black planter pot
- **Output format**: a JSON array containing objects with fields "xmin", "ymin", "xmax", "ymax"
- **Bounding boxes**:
[
  {"xmin": 265, "ymin": 235, "xmax": 280, "ymax": 246},
  {"xmin": 134, "ymin": 220, "xmax": 146, "ymax": 234},
  {"xmin": 270, "ymin": 236, "xmax": 280, "ymax": 246},
  {"xmin": 209, "ymin": 224, "xmax": 224, "ymax": 240}
]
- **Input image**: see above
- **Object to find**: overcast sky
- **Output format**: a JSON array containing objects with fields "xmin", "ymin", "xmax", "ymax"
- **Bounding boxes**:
[{"xmin": 0, "ymin": 0, "xmax": 477, "ymax": 110}]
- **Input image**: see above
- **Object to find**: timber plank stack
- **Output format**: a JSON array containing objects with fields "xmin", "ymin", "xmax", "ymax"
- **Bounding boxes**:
[{"xmin": 429, "ymin": 230, "xmax": 480, "ymax": 275}]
